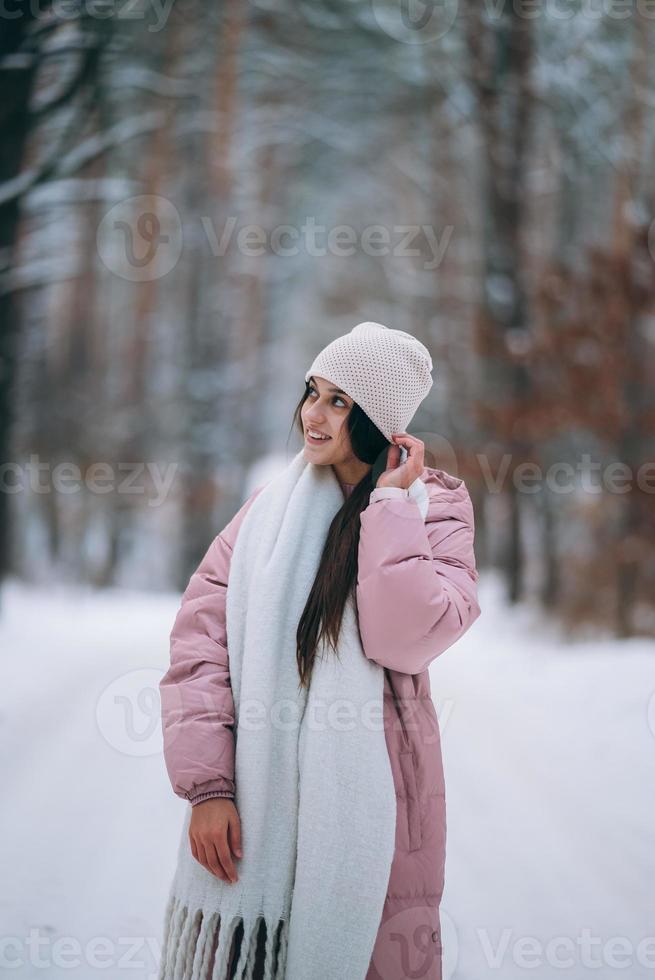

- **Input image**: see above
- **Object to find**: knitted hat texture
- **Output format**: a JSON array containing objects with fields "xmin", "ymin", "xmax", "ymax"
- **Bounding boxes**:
[{"xmin": 304, "ymin": 321, "xmax": 433, "ymax": 441}]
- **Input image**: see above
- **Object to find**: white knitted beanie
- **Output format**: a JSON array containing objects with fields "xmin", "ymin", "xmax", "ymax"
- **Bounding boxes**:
[{"xmin": 304, "ymin": 321, "xmax": 433, "ymax": 442}]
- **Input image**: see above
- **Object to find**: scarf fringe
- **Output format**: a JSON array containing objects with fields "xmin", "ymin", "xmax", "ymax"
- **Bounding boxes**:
[{"xmin": 158, "ymin": 893, "xmax": 289, "ymax": 980}]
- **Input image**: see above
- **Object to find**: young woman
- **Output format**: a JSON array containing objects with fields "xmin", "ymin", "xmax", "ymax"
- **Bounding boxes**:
[{"xmin": 158, "ymin": 321, "xmax": 481, "ymax": 980}]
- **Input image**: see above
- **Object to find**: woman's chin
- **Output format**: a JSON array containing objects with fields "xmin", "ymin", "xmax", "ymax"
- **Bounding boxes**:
[{"xmin": 303, "ymin": 441, "xmax": 334, "ymax": 461}]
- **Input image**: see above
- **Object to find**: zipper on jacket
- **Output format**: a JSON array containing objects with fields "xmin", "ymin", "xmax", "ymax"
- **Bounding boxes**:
[{"xmin": 384, "ymin": 667, "xmax": 411, "ymax": 750}]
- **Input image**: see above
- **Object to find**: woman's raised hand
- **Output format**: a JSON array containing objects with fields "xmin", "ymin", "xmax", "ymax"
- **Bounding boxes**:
[
  {"xmin": 189, "ymin": 798, "xmax": 242, "ymax": 883},
  {"xmin": 376, "ymin": 432, "xmax": 425, "ymax": 491}
]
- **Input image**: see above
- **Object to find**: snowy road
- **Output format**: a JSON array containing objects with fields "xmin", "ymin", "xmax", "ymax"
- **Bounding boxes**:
[{"xmin": 1, "ymin": 572, "xmax": 653, "ymax": 979}]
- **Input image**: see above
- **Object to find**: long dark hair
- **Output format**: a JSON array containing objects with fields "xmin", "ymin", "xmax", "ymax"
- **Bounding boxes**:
[{"xmin": 288, "ymin": 380, "xmax": 390, "ymax": 689}]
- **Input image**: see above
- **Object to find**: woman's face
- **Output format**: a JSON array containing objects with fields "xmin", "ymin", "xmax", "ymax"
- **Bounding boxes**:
[{"xmin": 301, "ymin": 375, "xmax": 356, "ymax": 465}]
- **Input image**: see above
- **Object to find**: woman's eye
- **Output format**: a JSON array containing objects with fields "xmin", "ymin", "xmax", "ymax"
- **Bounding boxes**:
[{"xmin": 307, "ymin": 386, "xmax": 346, "ymax": 407}]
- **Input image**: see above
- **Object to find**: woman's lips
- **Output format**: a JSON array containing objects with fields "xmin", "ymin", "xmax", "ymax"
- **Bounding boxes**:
[{"xmin": 305, "ymin": 430, "xmax": 331, "ymax": 445}]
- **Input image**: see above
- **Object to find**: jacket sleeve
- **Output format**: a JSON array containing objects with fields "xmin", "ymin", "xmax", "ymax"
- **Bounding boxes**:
[
  {"xmin": 356, "ymin": 481, "xmax": 481, "ymax": 674},
  {"xmin": 159, "ymin": 486, "xmax": 264, "ymax": 806}
]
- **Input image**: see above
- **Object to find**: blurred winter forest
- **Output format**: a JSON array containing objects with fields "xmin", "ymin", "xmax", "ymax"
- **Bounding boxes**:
[{"xmin": 1, "ymin": 0, "xmax": 654, "ymax": 637}]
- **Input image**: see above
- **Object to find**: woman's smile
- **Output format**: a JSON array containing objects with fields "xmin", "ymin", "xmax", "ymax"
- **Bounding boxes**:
[{"xmin": 305, "ymin": 426, "xmax": 332, "ymax": 446}]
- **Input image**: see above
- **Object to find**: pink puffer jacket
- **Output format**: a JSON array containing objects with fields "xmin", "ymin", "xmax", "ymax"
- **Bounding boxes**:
[{"xmin": 160, "ymin": 465, "xmax": 480, "ymax": 980}]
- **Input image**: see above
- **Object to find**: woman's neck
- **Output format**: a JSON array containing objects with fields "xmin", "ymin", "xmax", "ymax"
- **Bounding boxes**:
[{"xmin": 331, "ymin": 463, "xmax": 370, "ymax": 487}]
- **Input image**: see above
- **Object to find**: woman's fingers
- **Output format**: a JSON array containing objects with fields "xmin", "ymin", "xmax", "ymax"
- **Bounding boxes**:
[
  {"xmin": 228, "ymin": 810, "xmax": 242, "ymax": 858},
  {"xmin": 208, "ymin": 838, "xmax": 234, "ymax": 883},
  {"xmin": 377, "ymin": 432, "xmax": 426, "ymax": 489},
  {"xmin": 391, "ymin": 432, "xmax": 424, "ymax": 481},
  {"xmin": 191, "ymin": 833, "xmax": 231, "ymax": 882},
  {"xmin": 214, "ymin": 832, "xmax": 238, "ymax": 884}
]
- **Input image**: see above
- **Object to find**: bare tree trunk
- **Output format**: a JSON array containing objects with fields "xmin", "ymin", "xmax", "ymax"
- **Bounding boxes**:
[
  {"xmin": 0, "ymin": 5, "xmax": 104, "ymax": 587},
  {"xmin": 178, "ymin": 0, "xmax": 246, "ymax": 588},
  {"xmin": 464, "ymin": 4, "xmax": 535, "ymax": 602},
  {"xmin": 0, "ymin": 7, "xmax": 39, "ymax": 584},
  {"xmin": 612, "ymin": 15, "xmax": 651, "ymax": 637}
]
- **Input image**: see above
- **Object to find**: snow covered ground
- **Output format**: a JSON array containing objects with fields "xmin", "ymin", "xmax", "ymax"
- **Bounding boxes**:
[{"xmin": 0, "ymin": 570, "xmax": 654, "ymax": 980}]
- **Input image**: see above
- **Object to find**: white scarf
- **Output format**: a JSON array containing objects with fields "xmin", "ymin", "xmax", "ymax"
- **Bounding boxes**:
[{"xmin": 159, "ymin": 449, "xmax": 397, "ymax": 980}]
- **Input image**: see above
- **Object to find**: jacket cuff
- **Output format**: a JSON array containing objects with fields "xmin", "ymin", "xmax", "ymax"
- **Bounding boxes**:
[
  {"xmin": 369, "ymin": 486, "xmax": 407, "ymax": 503},
  {"xmin": 188, "ymin": 789, "xmax": 235, "ymax": 806},
  {"xmin": 369, "ymin": 478, "xmax": 429, "ymax": 519}
]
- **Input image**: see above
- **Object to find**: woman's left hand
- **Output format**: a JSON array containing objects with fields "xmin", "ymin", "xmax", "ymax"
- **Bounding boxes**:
[{"xmin": 376, "ymin": 433, "xmax": 425, "ymax": 491}]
